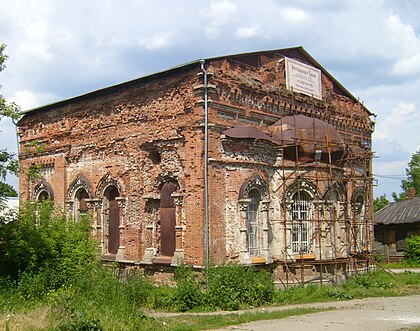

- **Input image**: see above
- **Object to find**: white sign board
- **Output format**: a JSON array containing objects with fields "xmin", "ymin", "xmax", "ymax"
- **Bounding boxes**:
[{"xmin": 285, "ymin": 57, "xmax": 322, "ymax": 100}]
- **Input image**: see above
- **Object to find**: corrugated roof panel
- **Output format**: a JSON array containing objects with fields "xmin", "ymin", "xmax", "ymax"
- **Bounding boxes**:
[{"xmin": 374, "ymin": 197, "xmax": 420, "ymax": 225}]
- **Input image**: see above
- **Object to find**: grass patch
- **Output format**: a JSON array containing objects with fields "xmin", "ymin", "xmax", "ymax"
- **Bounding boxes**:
[
  {"xmin": 1, "ymin": 203, "xmax": 420, "ymax": 330},
  {"xmin": 380, "ymin": 261, "xmax": 420, "ymax": 269},
  {"xmin": 157, "ymin": 307, "xmax": 328, "ymax": 331},
  {"xmin": 1, "ymin": 307, "xmax": 327, "ymax": 331},
  {"xmin": 274, "ymin": 270, "xmax": 420, "ymax": 305}
]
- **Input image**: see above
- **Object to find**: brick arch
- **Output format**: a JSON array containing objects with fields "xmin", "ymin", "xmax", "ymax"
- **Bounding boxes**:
[
  {"xmin": 33, "ymin": 179, "xmax": 54, "ymax": 201},
  {"xmin": 239, "ymin": 173, "xmax": 269, "ymax": 200},
  {"xmin": 67, "ymin": 173, "xmax": 93, "ymax": 199},
  {"xmin": 157, "ymin": 175, "xmax": 180, "ymax": 191},
  {"xmin": 96, "ymin": 173, "xmax": 125, "ymax": 198},
  {"xmin": 323, "ymin": 181, "xmax": 346, "ymax": 201},
  {"xmin": 285, "ymin": 178, "xmax": 319, "ymax": 202}
]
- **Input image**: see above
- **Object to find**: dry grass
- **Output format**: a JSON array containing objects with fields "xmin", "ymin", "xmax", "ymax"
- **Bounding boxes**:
[{"xmin": 0, "ymin": 307, "xmax": 52, "ymax": 331}]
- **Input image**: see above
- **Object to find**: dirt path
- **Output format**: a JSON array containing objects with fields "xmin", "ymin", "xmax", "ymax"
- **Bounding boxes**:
[{"xmin": 212, "ymin": 295, "xmax": 420, "ymax": 331}]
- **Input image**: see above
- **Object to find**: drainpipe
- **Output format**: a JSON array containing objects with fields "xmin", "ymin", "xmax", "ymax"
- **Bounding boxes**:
[{"xmin": 200, "ymin": 59, "xmax": 210, "ymax": 278}]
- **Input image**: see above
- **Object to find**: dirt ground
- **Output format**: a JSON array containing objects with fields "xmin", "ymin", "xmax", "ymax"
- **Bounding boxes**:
[{"xmin": 213, "ymin": 295, "xmax": 420, "ymax": 331}]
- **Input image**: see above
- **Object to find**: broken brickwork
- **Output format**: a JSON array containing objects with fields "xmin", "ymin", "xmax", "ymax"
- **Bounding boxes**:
[{"xmin": 18, "ymin": 47, "xmax": 375, "ymax": 286}]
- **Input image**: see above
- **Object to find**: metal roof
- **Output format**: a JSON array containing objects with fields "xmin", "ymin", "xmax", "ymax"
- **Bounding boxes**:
[
  {"xmin": 374, "ymin": 197, "xmax": 420, "ymax": 225},
  {"xmin": 20, "ymin": 46, "xmax": 373, "ymax": 118}
]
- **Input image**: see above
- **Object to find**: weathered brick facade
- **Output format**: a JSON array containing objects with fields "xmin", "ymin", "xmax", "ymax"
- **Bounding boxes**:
[{"xmin": 18, "ymin": 47, "xmax": 375, "ymax": 285}]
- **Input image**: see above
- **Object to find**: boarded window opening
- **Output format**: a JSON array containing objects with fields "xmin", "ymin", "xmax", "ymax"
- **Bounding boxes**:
[
  {"xmin": 160, "ymin": 181, "xmax": 177, "ymax": 257},
  {"xmin": 105, "ymin": 186, "xmax": 120, "ymax": 255}
]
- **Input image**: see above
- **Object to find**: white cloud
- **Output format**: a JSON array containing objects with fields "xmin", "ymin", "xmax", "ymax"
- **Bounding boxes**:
[
  {"xmin": 9, "ymin": 90, "xmax": 57, "ymax": 112},
  {"xmin": 235, "ymin": 25, "xmax": 262, "ymax": 39},
  {"xmin": 374, "ymin": 160, "xmax": 407, "ymax": 177},
  {"xmin": 202, "ymin": 0, "xmax": 237, "ymax": 37},
  {"xmin": 1, "ymin": 0, "xmax": 420, "ymax": 198},
  {"xmin": 393, "ymin": 52, "xmax": 420, "ymax": 75},
  {"xmin": 374, "ymin": 102, "xmax": 419, "ymax": 153},
  {"xmin": 384, "ymin": 14, "xmax": 420, "ymax": 75},
  {"xmin": 138, "ymin": 34, "xmax": 171, "ymax": 50},
  {"xmin": 280, "ymin": 7, "xmax": 310, "ymax": 24}
]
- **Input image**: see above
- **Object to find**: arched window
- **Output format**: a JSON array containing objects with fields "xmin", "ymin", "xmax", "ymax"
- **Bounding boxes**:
[
  {"xmin": 239, "ymin": 173, "xmax": 270, "ymax": 260},
  {"xmin": 355, "ymin": 195, "xmax": 365, "ymax": 251},
  {"xmin": 37, "ymin": 190, "xmax": 50, "ymax": 201},
  {"xmin": 291, "ymin": 191, "xmax": 311, "ymax": 254},
  {"xmin": 33, "ymin": 180, "xmax": 54, "ymax": 202},
  {"xmin": 67, "ymin": 174, "xmax": 92, "ymax": 220},
  {"xmin": 104, "ymin": 185, "xmax": 120, "ymax": 255},
  {"xmin": 74, "ymin": 188, "xmax": 89, "ymax": 219},
  {"xmin": 247, "ymin": 189, "xmax": 261, "ymax": 256}
]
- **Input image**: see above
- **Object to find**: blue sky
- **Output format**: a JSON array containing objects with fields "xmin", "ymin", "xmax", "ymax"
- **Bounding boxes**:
[{"xmin": 1, "ymin": 0, "xmax": 419, "ymax": 198}]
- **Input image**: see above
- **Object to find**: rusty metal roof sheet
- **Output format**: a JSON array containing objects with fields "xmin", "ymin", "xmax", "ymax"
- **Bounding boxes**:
[
  {"xmin": 374, "ymin": 197, "xmax": 420, "ymax": 225},
  {"xmin": 268, "ymin": 115, "xmax": 345, "ymax": 153},
  {"xmin": 223, "ymin": 125, "xmax": 273, "ymax": 141},
  {"xmin": 223, "ymin": 115, "xmax": 346, "ymax": 154}
]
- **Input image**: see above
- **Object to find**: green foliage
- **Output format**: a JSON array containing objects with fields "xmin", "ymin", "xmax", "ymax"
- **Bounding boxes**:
[
  {"xmin": 393, "ymin": 150, "xmax": 420, "ymax": 201},
  {"xmin": 204, "ymin": 265, "xmax": 275, "ymax": 310},
  {"xmin": 373, "ymin": 194, "xmax": 389, "ymax": 212},
  {"xmin": 0, "ymin": 182, "xmax": 17, "ymax": 198},
  {"xmin": 173, "ymin": 264, "xmax": 203, "ymax": 311},
  {"xmin": 0, "ymin": 44, "xmax": 21, "ymax": 123},
  {"xmin": 0, "ymin": 150, "xmax": 19, "ymax": 208},
  {"xmin": 404, "ymin": 235, "xmax": 420, "ymax": 264},
  {"xmin": 343, "ymin": 272, "xmax": 394, "ymax": 290},
  {"xmin": 168, "ymin": 264, "xmax": 276, "ymax": 312},
  {"xmin": 57, "ymin": 312, "xmax": 102, "ymax": 331},
  {"xmin": 0, "ymin": 201, "xmax": 98, "ymax": 295},
  {"xmin": 27, "ymin": 164, "xmax": 45, "ymax": 182},
  {"xmin": 49, "ymin": 268, "xmax": 155, "ymax": 330},
  {"xmin": 0, "ymin": 44, "xmax": 21, "ymax": 209}
]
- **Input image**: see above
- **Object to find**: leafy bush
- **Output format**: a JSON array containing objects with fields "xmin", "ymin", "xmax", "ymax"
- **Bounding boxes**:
[
  {"xmin": 0, "ymin": 201, "xmax": 98, "ymax": 297},
  {"xmin": 204, "ymin": 264, "xmax": 275, "ymax": 310},
  {"xmin": 57, "ymin": 312, "xmax": 102, "ymax": 331},
  {"xmin": 343, "ymin": 272, "xmax": 394, "ymax": 290},
  {"xmin": 404, "ymin": 235, "xmax": 420, "ymax": 264},
  {"xmin": 173, "ymin": 264, "xmax": 202, "ymax": 311}
]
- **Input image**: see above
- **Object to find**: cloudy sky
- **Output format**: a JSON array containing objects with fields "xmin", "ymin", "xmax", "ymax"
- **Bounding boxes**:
[{"xmin": 0, "ymin": 0, "xmax": 419, "ymax": 198}]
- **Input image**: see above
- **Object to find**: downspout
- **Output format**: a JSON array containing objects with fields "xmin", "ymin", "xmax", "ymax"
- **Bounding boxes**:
[{"xmin": 200, "ymin": 59, "xmax": 210, "ymax": 277}]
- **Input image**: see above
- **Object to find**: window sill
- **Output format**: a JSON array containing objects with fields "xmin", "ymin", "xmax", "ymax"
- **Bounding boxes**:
[
  {"xmin": 251, "ymin": 257, "xmax": 266, "ymax": 264},
  {"xmin": 294, "ymin": 253, "xmax": 316, "ymax": 260}
]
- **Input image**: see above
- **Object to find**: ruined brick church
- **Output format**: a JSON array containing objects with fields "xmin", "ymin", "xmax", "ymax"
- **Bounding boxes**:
[{"xmin": 18, "ymin": 47, "xmax": 375, "ymax": 285}]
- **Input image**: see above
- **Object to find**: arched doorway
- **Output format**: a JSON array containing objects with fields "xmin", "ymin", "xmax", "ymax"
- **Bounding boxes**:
[{"xmin": 160, "ymin": 181, "xmax": 177, "ymax": 256}]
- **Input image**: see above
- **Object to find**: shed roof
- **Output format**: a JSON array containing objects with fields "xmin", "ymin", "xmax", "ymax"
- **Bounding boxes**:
[{"xmin": 374, "ymin": 197, "xmax": 420, "ymax": 225}]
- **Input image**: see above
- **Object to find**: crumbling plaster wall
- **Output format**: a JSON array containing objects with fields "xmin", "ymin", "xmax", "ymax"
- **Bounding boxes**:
[{"xmin": 203, "ymin": 54, "xmax": 373, "ymax": 270}]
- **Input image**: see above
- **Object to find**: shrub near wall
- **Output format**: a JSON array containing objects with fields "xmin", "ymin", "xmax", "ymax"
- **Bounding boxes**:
[
  {"xmin": 173, "ymin": 264, "xmax": 275, "ymax": 311},
  {"xmin": 0, "ymin": 201, "xmax": 99, "ymax": 298},
  {"xmin": 405, "ymin": 235, "xmax": 420, "ymax": 264},
  {"xmin": 204, "ymin": 265, "xmax": 275, "ymax": 310}
]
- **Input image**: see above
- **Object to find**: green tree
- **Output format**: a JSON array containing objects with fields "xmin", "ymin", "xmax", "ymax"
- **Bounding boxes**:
[
  {"xmin": 392, "ymin": 150, "xmax": 420, "ymax": 202},
  {"xmin": 0, "ymin": 44, "xmax": 21, "ymax": 206},
  {"xmin": 373, "ymin": 194, "xmax": 389, "ymax": 212},
  {"xmin": 0, "ymin": 201, "xmax": 99, "ymax": 295}
]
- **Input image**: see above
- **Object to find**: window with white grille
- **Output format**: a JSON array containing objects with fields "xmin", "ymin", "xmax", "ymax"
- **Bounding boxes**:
[
  {"xmin": 356, "ymin": 195, "xmax": 365, "ymax": 251},
  {"xmin": 247, "ymin": 190, "xmax": 261, "ymax": 256},
  {"xmin": 291, "ymin": 191, "xmax": 311, "ymax": 254}
]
